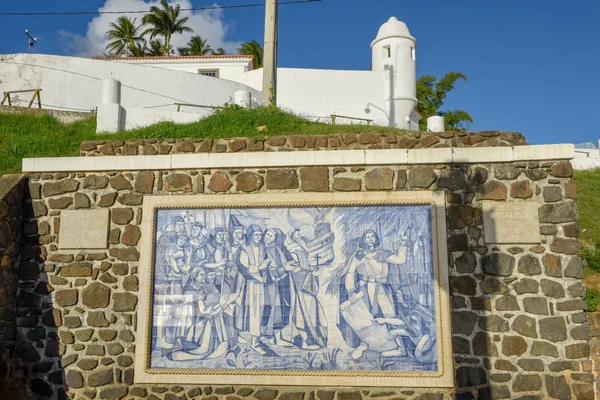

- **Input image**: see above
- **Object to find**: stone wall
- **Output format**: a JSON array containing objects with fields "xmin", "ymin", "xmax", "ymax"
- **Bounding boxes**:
[
  {"xmin": 79, "ymin": 131, "xmax": 527, "ymax": 156},
  {"xmin": 0, "ymin": 174, "xmax": 27, "ymax": 399},
  {"xmin": 588, "ymin": 313, "xmax": 600, "ymax": 398},
  {"xmin": 14, "ymin": 148, "xmax": 592, "ymax": 400}
]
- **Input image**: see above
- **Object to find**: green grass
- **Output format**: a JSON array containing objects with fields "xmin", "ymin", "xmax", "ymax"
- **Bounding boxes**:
[
  {"xmin": 574, "ymin": 169, "xmax": 600, "ymax": 244},
  {"xmin": 585, "ymin": 285, "xmax": 600, "ymax": 312},
  {"xmin": 574, "ymin": 169, "xmax": 600, "ymax": 309},
  {"xmin": 0, "ymin": 106, "xmax": 405, "ymax": 177}
]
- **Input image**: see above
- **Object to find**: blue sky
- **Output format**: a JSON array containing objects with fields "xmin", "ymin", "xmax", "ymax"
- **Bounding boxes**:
[{"xmin": 1, "ymin": 0, "xmax": 599, "ymax": 145}]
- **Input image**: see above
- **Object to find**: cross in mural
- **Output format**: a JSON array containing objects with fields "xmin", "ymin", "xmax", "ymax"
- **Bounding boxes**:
[{"xmin": 150, "ymin": 205, "xmax": 438, "ymax": 372}]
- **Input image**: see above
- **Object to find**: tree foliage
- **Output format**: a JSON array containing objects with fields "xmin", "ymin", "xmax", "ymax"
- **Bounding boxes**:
[
  {"xmin": 142, "ymin": 0, "xmax": 194, "ymax": 56},
  {"xmin": 238, "ymin": 40, "xmax": 263, "ymax": 68},
  {"xmin": 105, "ymin": 16, "xmax": 145, "ymax": 56},
  {"xmin": 178, "ymin": 36, "xmax": 212, "ymax": 56},
  {"xmin": 416, "ymin": 72, "xmax": 473, "ymax": 131}
]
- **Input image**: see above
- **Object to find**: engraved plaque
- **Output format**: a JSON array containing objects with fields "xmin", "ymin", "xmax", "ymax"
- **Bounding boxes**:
[
  {"xmin": 482, "ymin": 201, "xmax": 541, "ymax": 244},
  {"xmin": 59, "ymin": 210, "xmax": 110, "ymax": 249}
]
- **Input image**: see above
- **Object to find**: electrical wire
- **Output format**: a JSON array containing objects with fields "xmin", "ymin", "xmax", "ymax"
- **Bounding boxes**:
[{"xmin": 0, "ymin": 0, "xmax": 321, "ymax": 16}]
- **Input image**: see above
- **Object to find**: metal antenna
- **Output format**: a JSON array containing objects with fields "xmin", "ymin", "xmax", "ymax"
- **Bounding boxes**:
[{"xmin": 25, "ymin": 29, "xmax": 37, "ymax": 53}]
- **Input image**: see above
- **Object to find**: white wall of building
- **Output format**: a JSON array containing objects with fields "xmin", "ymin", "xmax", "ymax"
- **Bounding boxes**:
[
  {"xmin": 572, "ymin": 147, "xmax": 600, "ymax": 170},
  {"xmin": 0, "ymin": 54, "xmax": 260, "ymax": 114},
  {"xmin": 234, "ymin": 68, "xmax": 388, "ymax": 125},
  {"xmin": 106, "ymin": 56, "xmax": 254, "ymax": 81}
]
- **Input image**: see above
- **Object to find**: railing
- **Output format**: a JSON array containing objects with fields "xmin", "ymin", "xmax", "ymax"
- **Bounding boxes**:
[
  {"xmin": 1, "ymin": 89, "xmax": 42, "ymax": 108},
  {"xmin": 174, "ymin": 103, "xmax": 224, "ymax": 112},
  {"xmin": 331, "ymin": 114, "xmax": 372, "ymax": 126}
]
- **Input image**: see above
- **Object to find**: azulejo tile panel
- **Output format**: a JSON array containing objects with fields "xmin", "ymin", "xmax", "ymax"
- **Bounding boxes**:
[{"xmin": 135, "ymin": 192, "xmax": 453, "ymax": 387}]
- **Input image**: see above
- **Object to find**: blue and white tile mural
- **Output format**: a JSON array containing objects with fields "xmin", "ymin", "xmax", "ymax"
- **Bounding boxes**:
[{"xmin": 150, "ymin": 205, "xmax": 437, "ymax": 372}]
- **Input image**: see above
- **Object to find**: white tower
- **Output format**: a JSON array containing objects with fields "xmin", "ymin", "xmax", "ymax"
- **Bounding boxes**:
[{"xmin": 371, "ymin": 17, "xmax": 417, "ymax": 129}]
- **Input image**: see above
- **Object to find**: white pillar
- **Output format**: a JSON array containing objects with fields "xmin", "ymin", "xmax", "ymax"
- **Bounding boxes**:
[
  {"xmin": 427, "ymin": 116, "xmax": 445, "ymax": 132},
  {"xmin": 97, "ymin": 79, "xmax": 123, "ymax": 134},
  {"xmin": 232, "ymin": 90, "xmax": 252, "ymax": 109},
  {"xmin": 101, "ymin": 78, "xmax": 121, "ymax": 104}
]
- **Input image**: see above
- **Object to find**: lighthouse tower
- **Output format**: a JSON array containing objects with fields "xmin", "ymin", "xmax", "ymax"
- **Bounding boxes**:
[{"xmin": 371, "ymin": 17, "xmax": 418, "ymax": 129}]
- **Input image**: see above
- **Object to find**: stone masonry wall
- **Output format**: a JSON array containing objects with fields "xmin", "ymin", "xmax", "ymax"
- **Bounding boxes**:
[
  {"xmin": 79, "ymin": 131, "xmax": 527, "ymax": 156},
  {"xmin": 587, "ymin": 312, "xmax": 600, "ymax": 398},
  {"xmin": 14, "ymin": 151, "xmax": 591, "ymax": 399},
  {"xmin": 0, "ymin": 174, "xmax": 27, "ymax": 399}
]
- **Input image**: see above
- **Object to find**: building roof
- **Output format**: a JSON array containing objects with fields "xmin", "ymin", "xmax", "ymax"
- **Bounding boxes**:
[
  {"xmin": 372, "ymin": 16, "xmax": 416, "ymax": 47},
  {"xmin": 96, "ymin": 55, "xmax": 254, "ymax": 62}
]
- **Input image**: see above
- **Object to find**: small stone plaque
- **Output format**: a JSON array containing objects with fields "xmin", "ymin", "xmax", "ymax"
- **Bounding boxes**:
[
  {"xmin": 482, "ymin": 201, "xmax": 541, "ymax": 244},
  {"xmin": 59, "ymin": 210, "xmax": 110, "ymax": 249}
]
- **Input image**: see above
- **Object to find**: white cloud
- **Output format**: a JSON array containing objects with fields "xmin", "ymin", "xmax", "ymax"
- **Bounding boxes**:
[{"xmin": 59, "ymin": 0, "xmax": 240, "ymax": 57}]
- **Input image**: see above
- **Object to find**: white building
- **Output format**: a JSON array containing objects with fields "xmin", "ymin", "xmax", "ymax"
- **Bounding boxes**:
[
  {"xmin": 0, "ymin": 16, "xmax": 423, "ymax": 132},
  {"xmin": 572, "ymin": 141, "xmax": 600, "ymax": 170}
]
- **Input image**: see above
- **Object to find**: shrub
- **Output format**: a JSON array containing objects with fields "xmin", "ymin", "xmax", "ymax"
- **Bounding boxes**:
[
  {"xmin": 585, "ymin": 287, "xmax": 600, "ymax": 312},
  {"xmin": 582, "ymin": 242, "xmax": 600, "ymax": 273}
]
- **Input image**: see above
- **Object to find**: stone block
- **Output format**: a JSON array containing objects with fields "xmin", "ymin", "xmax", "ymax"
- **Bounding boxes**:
[
  {"xmin": 478, "ymin": 181, "xmax": 507, "ymax": 200},
  {"xmin": 365, "ymin": 168, "xmax": 394, "ymax": 190},
  {"xmin": 545, "ymin": 375, "xmax": 571, "ymax": 400},
  {"xmin": 236, "ymin": 172, "xmax": 264, "ymax": 193},
  {"xmin": 510, "ymin": 181, "xmax": 533, "ymax": 199},
  {"xmin": 266, "ymin": 170, "xmax": 299, "ymax": 189},
  {"xmin": 512, "ymin": 315, "xmax": 537, "ymax": 338},
  {"xmin": 481, "ymin": 253, "xmax": 515, "ymax": 276},
  {"xmin": 482, "ymin": 201, "xmax": 540, "ymax": 244},
  {"xmin": 59, "ymin": 210, "xmax": 109, "ymax": 249},
  {"xmin": 512, "ymin": 375, "xmax": 542, "ymax": 392},
  {"xmin": 408, "ymin": 166, "xmax": 436, "ymax": 188},
  {"xmin": 540, "ymin": 317, "xmax": 568, "ymax": 342},
  {"xmin": 502, "ymin": 335, "xmax": 527, "ymax": 356},
  {"xmin": 82, "ymin": 282, "xmax": 111, "ymax": 308},
  {"xmin": 333, "ymin": 177, "xmax": 361, "ymax": 191}
]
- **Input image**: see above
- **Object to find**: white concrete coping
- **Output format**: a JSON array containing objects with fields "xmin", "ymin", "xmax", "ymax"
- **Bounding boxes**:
[{"xmin": 22, "ymin": 144, "xmax": 575, "ymax": 173}]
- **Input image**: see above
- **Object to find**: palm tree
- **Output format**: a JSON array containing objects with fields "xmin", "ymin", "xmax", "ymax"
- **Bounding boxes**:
[
  {"xmin": 148, "ymin": 39, "xmax": 169, "ymax": 56},
  {"xmin": 128, "ymin": 41, "xmax": 148, "ymax": 57},
  {"xmin": 105, "ymin": 16, "xmax": 145, "ymax": 56},
  {"xmin": 212, "ymin": 47, "xmax": 225, "ymax": 55},
  {"xmin": 177, "ymin": 36, "xmax": 212, "ymax": 56},
  {"xmin": 238, "ymin": 40, "xmax": 263, "ymax": 68},
  {"xmin": 142, "ymin": 0, "xmax": 194, "ymax": 56}
]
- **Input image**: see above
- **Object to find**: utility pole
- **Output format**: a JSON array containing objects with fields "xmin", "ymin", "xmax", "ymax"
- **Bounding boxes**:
[{"xmin": 262, "ymin": 0, "xmax": 278, "ymax": 107}]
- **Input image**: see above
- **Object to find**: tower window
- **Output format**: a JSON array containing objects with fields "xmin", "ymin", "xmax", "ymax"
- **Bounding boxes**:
[
  {"xmin": 411, "ymin": 47, "xmax": 416, "ymax": 61},
  {"xmin": 383, "ymin": 45, "xmax": 391, "ymax": 58}
]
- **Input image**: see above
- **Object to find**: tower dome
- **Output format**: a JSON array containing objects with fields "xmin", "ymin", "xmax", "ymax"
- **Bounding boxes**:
[{"xmin": 371, "ymin": 16, "xmax": 415, "ymax": 48}]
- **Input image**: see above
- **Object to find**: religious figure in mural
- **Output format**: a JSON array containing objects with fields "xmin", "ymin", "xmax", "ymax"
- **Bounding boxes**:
[{"xmin": 150, "ymin": 205, "xmax": 437, "ymax": 372}]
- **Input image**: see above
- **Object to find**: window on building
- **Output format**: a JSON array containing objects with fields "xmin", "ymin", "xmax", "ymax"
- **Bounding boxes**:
[
  {"xmin": 198, "ymin": 69, "xmax": 219, "ymax": 78},
  {"xmin": 411, "ymin": 47, "xmax": 416, "ymax": 61},
  {"xmin": 383, "ymin": 45, "xmax": 391, "ymax": 58}
]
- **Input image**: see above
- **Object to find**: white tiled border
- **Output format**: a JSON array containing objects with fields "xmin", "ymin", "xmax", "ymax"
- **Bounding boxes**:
[{"xmin": 22, "ymin": 144, "xmax": 574, "ymax": 173}]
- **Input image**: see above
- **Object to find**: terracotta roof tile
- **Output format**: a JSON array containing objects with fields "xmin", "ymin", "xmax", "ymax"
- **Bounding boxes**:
[{"xmin": 95, "ymin": 55, "xmax": 253, "ymax": 61}]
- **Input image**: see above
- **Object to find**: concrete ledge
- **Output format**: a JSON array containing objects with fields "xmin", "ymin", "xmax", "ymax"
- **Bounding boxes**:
[{"xmin": 22, "ymin": 144, "xmax": 575, "ymax": 173}]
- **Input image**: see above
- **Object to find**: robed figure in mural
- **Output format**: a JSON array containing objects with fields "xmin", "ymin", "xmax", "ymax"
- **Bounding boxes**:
[
  {"xmin": 276, "ymin": 229, "xmax": 328, "ymax": 350},
  {"xmin": 262, "ymin": 228, "xmax": 291, "ymax": 340},
  {"xmin": 235, "ymin": 224, "xmax": 272, "ymax": 355}
]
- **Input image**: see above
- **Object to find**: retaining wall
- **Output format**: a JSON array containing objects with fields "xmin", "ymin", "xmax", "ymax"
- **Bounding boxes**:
[{"xmin": 6, "ymin": 134, "xmax": 593, "ymax": 399}]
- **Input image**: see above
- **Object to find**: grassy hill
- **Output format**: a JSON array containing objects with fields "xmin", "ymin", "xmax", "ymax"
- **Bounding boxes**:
[
  {"xmin": 575, "ymin": 169, "xmax": 600, "ymax": 310},
  {"xmin": 0, "ymin": 107, "xmax": 404, "ymax": 177}
]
